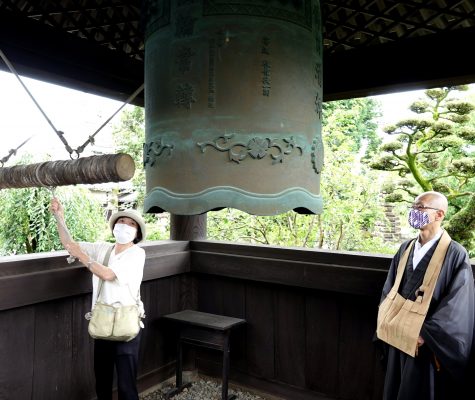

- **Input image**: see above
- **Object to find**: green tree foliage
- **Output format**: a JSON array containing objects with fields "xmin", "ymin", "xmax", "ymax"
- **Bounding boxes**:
[
  {"xmin": 208, "ymin": 98, "xmax": 396, "ymax": 253},
  {"xmin": 112, "ymin": 106, "xmax": 146, "ymax": 204},
  {"xmin": 370, "ymin": 86, "xmax": 475, "ymax": 254},
  {"xmin": 324, "ymin": 97, "xmax": 382, "ymax": 159},
  {"xmin": 112, "ymin": 106, "xmax": 170, "ymax": 240},
  {"xmin": 0, "ymin": 186, "xmax": 105, "ymax": 256}
]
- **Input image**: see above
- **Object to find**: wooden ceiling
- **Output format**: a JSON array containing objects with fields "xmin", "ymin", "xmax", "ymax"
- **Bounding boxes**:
[{"xmin": 0, "ymin": 0, "xmax": 474, "ymax": 105}]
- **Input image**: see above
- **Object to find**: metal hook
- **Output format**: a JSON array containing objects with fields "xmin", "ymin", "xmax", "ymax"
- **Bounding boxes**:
[
  {"xmin": 69, "ymin": 150, "xmax": 81, "ymax": 160},
  {"xmin": 48, "ymin": 186, "xmax": 56, "ymax": 198}
]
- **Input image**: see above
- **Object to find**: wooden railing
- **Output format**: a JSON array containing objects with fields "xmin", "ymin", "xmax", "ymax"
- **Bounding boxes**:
[{"xmin": 1, "ymin": 241, "xmax": 472, "ymax": 400}]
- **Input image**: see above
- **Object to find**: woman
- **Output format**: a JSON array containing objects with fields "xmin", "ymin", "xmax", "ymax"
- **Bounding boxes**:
[{"xmin": 50, "ymin": 197, "xmax": 146, "ymax": 400}]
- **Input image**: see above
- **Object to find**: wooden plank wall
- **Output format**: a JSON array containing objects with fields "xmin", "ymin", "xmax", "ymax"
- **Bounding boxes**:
[
  {"xmin": 190, "ymin": 241, "xmax": 393, "ymax": 400},
  {"xmin": 0, "ymin": 241, "xmax": 191, "ymax": 400}
]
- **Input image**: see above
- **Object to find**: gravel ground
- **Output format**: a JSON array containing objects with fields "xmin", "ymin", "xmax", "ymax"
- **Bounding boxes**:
[{"xmin": 140, "ymin": 378, "xmax": 272, "ymax": 400}]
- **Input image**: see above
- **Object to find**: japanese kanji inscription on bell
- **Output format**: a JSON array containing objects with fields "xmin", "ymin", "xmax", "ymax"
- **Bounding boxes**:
[{"xmin": 143, "ymin": 0, "xmax": 323, "ymax": 215}]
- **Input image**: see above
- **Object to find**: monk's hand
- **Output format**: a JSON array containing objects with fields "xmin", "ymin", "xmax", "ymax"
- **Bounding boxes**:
[
  {"xmin": 417, "ymin": 336, "xmax": 425, "ymax": 347},
  {"xmin": 415, "ymin": 336, "xmax": 425, "ymax": 356}
]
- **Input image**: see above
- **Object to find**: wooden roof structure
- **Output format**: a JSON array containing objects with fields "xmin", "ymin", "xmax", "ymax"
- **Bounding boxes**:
[{"xmin": 0, "ymin": 0, "xmax": 474, "ymax": 105}]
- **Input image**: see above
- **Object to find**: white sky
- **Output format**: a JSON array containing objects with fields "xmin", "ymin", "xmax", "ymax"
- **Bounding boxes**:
[
  {"xmin": 372, "ymin": 90, "xmax": 425, "ymax": 125},
  {"xmin": 372, "ymin": 84, "xmax": 475, "ymax": 128}
]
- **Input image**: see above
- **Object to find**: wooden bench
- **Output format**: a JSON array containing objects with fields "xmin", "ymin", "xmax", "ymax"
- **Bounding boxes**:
[{"xmin": 162, "ymin": 309, "xmax": 246, "ymax": 400}]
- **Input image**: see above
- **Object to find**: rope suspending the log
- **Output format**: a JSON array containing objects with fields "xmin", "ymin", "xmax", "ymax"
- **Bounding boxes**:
[
  {"xmin": 0, "ymin": 136, "xmax": 32, "ymax": 167},
  {"xmin": 75, "ymin": 84, "xmax": 145, "ymax": 157},
  {"xmin": 0, "ymin": 49, "xmax": 75, "ymax": 156}
]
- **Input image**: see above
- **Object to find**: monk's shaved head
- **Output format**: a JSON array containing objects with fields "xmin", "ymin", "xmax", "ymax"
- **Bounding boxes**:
[{"xmin": 415, "ymin": 191, "xmax": 448, "ymax": 213}]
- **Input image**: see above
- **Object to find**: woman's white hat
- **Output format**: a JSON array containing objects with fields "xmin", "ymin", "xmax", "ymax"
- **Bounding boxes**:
[{"xmin": 109, "ymin": 209, "xmax": 146, "ymax": 243}]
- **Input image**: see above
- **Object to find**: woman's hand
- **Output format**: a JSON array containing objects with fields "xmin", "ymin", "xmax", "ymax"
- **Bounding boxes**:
[
  {"xmin": 50, "ymin": 196, "xmax": 75, "ymax": 252},
  {"xmin": 65, "ymin": 241, "xmax": 85, "ymax": 259},
  {"xmin": 50, "ymin": 197, "xmax": 64, "ymax": 219}
]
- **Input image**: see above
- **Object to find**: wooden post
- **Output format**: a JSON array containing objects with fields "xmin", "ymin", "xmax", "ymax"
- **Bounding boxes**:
[
  {"xmin": 170, "ymin": 214, "xmax": 207, "ymax": 241},
  {"xmin": 0, "ymin": 153, "xmax": 135, "ymax": 189}
]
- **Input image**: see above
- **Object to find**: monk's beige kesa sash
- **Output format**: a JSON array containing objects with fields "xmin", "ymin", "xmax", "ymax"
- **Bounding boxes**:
[{"xmin": 376, "ymin": 231, "xmax": 451, "ymax": 357}]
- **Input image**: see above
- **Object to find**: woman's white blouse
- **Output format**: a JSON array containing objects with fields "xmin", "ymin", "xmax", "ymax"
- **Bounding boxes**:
[{"xmin": 79, "ymin": 242, "xmax": 146, "ymax": 314}]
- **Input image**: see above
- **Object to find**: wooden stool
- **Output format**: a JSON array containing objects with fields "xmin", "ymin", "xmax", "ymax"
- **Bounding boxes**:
[{"xmin": 162, "ymin": 309, "xmax": 246, "ymax": 400}]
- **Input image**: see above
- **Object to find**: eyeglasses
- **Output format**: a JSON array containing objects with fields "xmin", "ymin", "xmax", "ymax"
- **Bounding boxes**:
[{"xmin": 409, "ymin": 204, "xmax": 440, "ymax": 211}]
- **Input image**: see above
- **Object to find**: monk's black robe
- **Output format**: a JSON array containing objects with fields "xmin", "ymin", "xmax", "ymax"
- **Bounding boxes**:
[{"xmin": 379, "ymin": 238, "xmax": 475, "ymax": 400}]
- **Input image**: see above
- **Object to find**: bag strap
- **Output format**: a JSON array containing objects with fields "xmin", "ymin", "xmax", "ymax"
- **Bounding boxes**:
[
  {"xmin": 420, "ymin": 231, "xmax": 451, "ymax": 289},
  {"xmin": 413, "ymin": 231, "xmax": 451, "ymax": 311},
  {"xmin": 389, "ymin": 239, "xmax": 416, "ymax": 294},
  {"xmin": 95, "ymin": 245, "xmax": 114, "ymax": 304}
]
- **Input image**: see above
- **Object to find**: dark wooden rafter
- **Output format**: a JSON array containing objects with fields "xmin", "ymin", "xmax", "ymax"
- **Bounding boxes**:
[
  {"xmin": 0, "ymin": 0, "xmax": 143, "ymax": 60},
  {"xmin": 0, "ymin": 0, "xmax": 474, "ymax": 103},
  {"xmin": 324, "ymin": 2, "xmax": 405, "ymax": 42},
  {"xmin": 0, "ymin": 6, "xmax": 144, "ymax": 105},
  {"xmin": 324, "ymin": 24, "xmax": 475, "ymax": 100},
  {"xmin": 67, "ymin": 2, "xmax": 141, "ymax": 56},
  {"xmin": 323, "ymin": 0, "xmax": 475, "ymax": 51}
]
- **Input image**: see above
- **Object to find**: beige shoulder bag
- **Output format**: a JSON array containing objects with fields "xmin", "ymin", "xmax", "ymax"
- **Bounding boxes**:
[
  {"xmin": 87, "ymin": 246, "xmax": 142, "ymax": 342},
  {"xmin": 376, "ymin": 231, "xmax": 451, "ymax": 357}
]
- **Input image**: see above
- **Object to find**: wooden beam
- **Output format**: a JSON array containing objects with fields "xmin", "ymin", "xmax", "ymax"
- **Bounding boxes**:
[
  {"xmin": 190, "ymin": 241, "xmax": 392, "ymax": 297},
  {"xmin": 191, "ymin": 249, "xmax": 387, "ymax": 297},
  {"xmin": 324, "ymin": 26, "xmax": 475, "ymax": 101},
  {"xmin": 170, "ymin": 215, "xmax": 207, "ymax": 241},
  {"xmin": 2, "ymin": 6, "xmax": 474, "ymax": 106},
  {"xmin": 0, "ymin": 9, "xmax": 144, "ymax": 106},
  {"xmin": 0, "ymin": 241, "xmax": 190, "ymax": 311}
]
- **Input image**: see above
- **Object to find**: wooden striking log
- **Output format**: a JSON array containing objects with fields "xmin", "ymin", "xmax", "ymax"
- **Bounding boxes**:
[{"xmin": 0, "ymin": 153, "xmax": 135, "ymax": 189}]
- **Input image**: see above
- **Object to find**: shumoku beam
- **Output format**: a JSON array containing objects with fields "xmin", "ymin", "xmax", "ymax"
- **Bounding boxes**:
[{"xmin": 0, "ymin": 153, "xmax": 135, "ymax": 189}]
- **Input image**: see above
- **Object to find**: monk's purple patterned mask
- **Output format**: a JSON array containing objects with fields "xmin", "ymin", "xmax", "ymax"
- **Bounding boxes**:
[{"xmin": 408, "ymin": 209, "xmax": 430, "ymax": 229}]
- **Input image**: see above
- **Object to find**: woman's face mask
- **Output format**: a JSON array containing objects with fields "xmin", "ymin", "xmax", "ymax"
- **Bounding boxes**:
[
  {"xmin": 113, "ymin": 223, "xmax": 137, "ymax": 244},
  {"xmin": 408, "ymin": 208, "xmax": 430, "ymax": 229}
]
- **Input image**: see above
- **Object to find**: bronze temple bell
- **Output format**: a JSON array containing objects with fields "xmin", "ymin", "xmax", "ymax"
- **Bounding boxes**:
[{"xmin": 143, "ymin": 0, "xmax": 323, "ymax": 216}]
